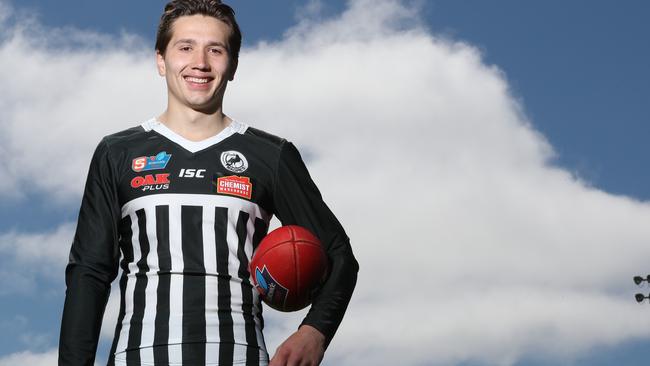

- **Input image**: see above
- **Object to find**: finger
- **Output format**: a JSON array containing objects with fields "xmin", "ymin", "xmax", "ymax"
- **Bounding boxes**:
[
  {"xmin": 275, "ymin": 349, "xmax": 296, "ymax": 366},
  {"xmin": 298, "ymin": 358, "xmax": 316, "ymax": 366},
  {"xmin": 269, "ymin": 349, "xmax": 288, "ymax": 366},
  {"xmin": 286, "ymin": 351, "xmax": 308, "ymax": 366}
]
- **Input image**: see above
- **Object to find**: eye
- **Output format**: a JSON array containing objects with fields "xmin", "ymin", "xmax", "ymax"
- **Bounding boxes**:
[
  {"xmin": 179, "ymin": 45, "xmax": 192, "ymax": 51},
  {"xmin": 209, "ymin": 47, "xmax": 224, "ymax": 55}
]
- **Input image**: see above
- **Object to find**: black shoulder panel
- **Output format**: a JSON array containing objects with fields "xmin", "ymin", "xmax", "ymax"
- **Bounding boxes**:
[
  {"xmin": 103, "ymin": 125, "xmax": 148, "ymax": 149},
  {"xmin": 243, "ymin": 126, "xmax": 286, "ymax": 150}
]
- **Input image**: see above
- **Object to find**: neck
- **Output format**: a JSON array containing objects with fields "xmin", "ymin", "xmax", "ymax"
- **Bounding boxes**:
[{"xmin": 158, "ymin": 104, "xmax": 231, "ymax": 142}]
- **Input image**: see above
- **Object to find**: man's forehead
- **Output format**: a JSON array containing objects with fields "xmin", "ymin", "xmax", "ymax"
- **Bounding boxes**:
[{"xmin": 168, "ymin": 14, "xmax": 232, "ymax": 43}]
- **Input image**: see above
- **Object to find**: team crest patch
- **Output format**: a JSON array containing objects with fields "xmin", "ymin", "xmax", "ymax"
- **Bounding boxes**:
[
  {"xmin": 220, "ymin": 150, "xmax": 248, "ymax": 173},
  {"xmin": 214, "ymin": 175, "xmax": 252, "ymax": 199},
  {"xmin": 255, "ymin": 265, "xmax": 289, "ymax": 306},
  {"xmin": 132, "ymin": 151, "xmax": 172, "ymax": 172}
]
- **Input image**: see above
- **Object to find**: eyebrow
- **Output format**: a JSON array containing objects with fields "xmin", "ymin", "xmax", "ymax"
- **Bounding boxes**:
[{"xmin": 173, "ymin": 39, "xmax": 229, "ymax": 49}]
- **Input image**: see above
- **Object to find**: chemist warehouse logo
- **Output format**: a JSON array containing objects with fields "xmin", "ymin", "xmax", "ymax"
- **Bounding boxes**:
[{"xmin": 214, "ymin": 175, "xmax": 252, "ymax": 200}]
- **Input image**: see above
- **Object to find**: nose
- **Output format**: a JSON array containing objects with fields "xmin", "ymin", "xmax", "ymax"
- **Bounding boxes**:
[{"xmin": 193, "ymin": 50, "xmax": 210, "ymax": 71}]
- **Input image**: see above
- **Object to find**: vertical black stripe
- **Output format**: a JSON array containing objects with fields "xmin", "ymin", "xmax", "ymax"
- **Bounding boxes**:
[
  {"xmin": 109, "ymin": 216, "xmax": 134, "ymax": 364},
  {"xmin": 181, "ymin": 205, "xmax": 206, "ymax": 271},
  {"xmin": 181, "ymin": 205, "xmax": 206, "ymax": 364},
  {"xmin": 108, "ymin": 270, "xmax": 129, "ymax": 366},
  {"xmin": 236, "ymin": 211, "xmax": 259, "ymax": 364},
  {"xmin": 215, "ymin": 207, "xmax": 234, "ymax": 365},
  {"xmin": 252, "ymin": 217, "xmax": 268, "ymax": 252},
  {"xmin": 127, "ymin": 209, "xmax": 150, "ymax": 365},
  {"xmin": 156, "ymin": 205, "xmax": 172, "ymax": 271},
  {"xmin": 252, "ymin": 217, "xmax": 268, "ymax": 331},
  {"xmin": 153, "ymin": 205, "xmax": 170, "ymax": 365},
  {"xmin": 118, "ymin": 215, "xmax": 135, "ymax": 276}
]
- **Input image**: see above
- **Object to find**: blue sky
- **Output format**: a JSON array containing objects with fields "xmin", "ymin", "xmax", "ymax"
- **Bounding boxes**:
[{"xmin": 0, "ymin": 1, "xmax": 649, "ymax": 365}]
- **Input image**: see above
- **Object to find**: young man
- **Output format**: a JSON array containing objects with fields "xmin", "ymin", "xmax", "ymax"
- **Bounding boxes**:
[{"xmin": 58, "ymin": 1, "xmax": 359, "ymax": 365}]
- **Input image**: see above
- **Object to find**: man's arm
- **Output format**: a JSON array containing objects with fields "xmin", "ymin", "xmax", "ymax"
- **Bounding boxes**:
[
  {"xmin": 270, "ymin": 142, "xmax": 359, "ymax": 364},
  {"xmin": 59, "ymin": 139, "xmax": 121, "ymax": 366}
]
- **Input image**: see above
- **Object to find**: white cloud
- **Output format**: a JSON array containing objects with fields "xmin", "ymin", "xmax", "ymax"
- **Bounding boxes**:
[
  {"xmin": 1, "ymin": 0, "xmax": 649, "ymax": 365},
  {"xmin": 0, "ymin": 223, "xmax": 74, "ymax": 270},
  {"xmin": 0, "ymin": 1, "xmax": 164, "ymax": 203},
  {"xmin": 0, "ymin": 223, "xmax": 75, "ymax": 294},
  {"xmin": 0, "ymin": 349, "xmax": 58, "ymax": 366},
  {"xmin": 0, "ymin": 349, "xmax": 101, "ymax": 366}
]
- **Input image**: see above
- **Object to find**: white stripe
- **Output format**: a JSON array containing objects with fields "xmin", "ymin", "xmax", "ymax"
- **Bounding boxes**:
[
  {"xmin": 112, "ymin": 356, "xmax": 127, "ymax": 366},
  {"xmin": 203, "ymin": 205, "xmax": 218, "ymax": 275},
  {"xmin": 203, "ymin": 206, "xmax": 220, "ymax": 344},
  {"xmin": 168, "ymin": 203, "xmax": 184, "ymax": 352},
  {"xmin": 244, "ymin": 213, "xmax": 255, "ymax": 271},
  {"xmin": 139, "ymin": 205, "xmax": 159, "ymax": 356},
  {"xmin": 206, "ymin": 343, "xmax": 219, "ymax": 365},
  {"xmin": 205, "ymin": 275, "xmax": 220, "ymax": 344},
  {"xmin": 168, "ymin": 278, "xmax": 184, "ymax": 362},
  {"xmin": 232, "ymin": 342, "xmax": 247, "ymax": 364},
  {"xmin": 227, "ymin": 208, "xmax": 247, "ymax": 350},
  {"xmin": 122, "ymin": 193, "xmax": 270, "ymax": 223},
  {"xmin": 168, "ymin": 203, "xmax": 184, "ymax": 273},
  {"xmin": 140, "ymin": 118, "xmax": 249, "ymax": 153},
  {"xmin": 168, "ymin": 344, "xmax": 183, "ymax": 365},
  {"xmin": 259, "ymin": 348, "xmax": 270, "ymax": 365},
  {"xmin": 139, "ymin": 346, "xmax": 154, "ymax": 365},
  {"xmin": 116, "ymin": 212, "xmax": 142, "ymax": 354},
  {"xmin": 144, "ymin": 205, "xmax": 161, "ymax": 273}
]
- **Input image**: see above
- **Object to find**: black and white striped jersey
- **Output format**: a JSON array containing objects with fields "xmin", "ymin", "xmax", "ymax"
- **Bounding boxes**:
[{"xmin": 59, "ymin": 118, "xmax": 359, "ymax": 366}]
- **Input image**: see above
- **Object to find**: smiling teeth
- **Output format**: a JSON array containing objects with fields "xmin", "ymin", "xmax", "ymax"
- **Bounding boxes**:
[{"xmin": 186, "ymin": 77, "xmax": 209, "ymax": 84}]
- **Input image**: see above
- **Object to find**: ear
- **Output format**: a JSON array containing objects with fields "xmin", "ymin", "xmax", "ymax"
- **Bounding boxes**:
[
  {"xmin": 156, "ymin": 51, "xmax": 166, "ymax": 76},
  {"xmin": 228, "ymin": 59, "xmax": 238, "ymax": 81}
]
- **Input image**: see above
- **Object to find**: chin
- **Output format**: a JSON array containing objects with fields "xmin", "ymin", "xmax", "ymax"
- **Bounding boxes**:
[{"xmin": 189, "ymin": 100, "xmax": 220, "ymax": 112}]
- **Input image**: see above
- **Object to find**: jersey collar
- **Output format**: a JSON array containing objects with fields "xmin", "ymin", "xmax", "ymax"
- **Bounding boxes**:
[{"xmin": 141, "ymin": 118, "xmax": 248, "ymax": 153}]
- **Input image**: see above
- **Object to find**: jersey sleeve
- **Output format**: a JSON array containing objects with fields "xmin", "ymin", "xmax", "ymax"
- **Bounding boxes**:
[
  {"xmin": 272, "ymin": 142, "xmax": 359, "ymax": 347},
  {"xmin": 59, "ymin": 138, "xmax": 121, "ymax": 366}
]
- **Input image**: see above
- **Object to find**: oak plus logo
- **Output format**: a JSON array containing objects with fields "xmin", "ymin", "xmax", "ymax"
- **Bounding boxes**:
[
  {"xmin": 131, "ymin": 173, "xmax": 170, "ymax": 191},
  {"xmin": 179, "ymin": 168, "xmax": 206, "ymax": 178},
  {"xmin": 220, "ymin": 151, "xmax": 248, "ymax": 173}
]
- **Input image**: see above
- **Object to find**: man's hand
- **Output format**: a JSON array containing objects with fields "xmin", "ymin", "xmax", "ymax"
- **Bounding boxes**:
[{"xmin": 269, "ymin": 325, "xmax": 326, "ymax": 366}]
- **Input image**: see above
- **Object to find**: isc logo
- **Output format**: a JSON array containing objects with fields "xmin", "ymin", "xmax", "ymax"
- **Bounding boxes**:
[{"xmin": 179, "ymin": 169, "xmax": 206, "ymax": 178}]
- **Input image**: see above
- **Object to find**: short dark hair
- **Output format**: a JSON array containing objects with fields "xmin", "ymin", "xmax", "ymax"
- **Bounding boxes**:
[{"xmin": 156, "ymin": 0, "xmax": 242, "ymax": 62}]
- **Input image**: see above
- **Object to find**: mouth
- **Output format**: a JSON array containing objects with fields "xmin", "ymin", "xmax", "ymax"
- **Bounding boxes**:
[{"xmin": 183, "ymin": 76, "xmax": 214, "ymax": 85}]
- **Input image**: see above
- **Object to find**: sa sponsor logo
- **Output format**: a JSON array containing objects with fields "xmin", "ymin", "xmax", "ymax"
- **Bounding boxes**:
[
  {"xmin": 220, "ymin": 151, "xmax": 248, "ymax": 173},
  {"xmin": 179, "ymin": 168, "xmax": 206, "ymax": 178},
  {"xmin": 132, "ymin": 151, "xmax": 172, "ymax": 172},
  {"xmin": 131, "ymin": 173, "xmax": 170, "ymax": 191},
  {"xmin": 214, "ymin": 175, "xmax": 252, "ymax": 199}
]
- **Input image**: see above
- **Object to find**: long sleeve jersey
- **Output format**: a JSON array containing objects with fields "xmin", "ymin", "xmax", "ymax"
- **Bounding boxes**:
[{"xmin": 59, "ymin": 118, "xmax": 359, "ymax": 366}]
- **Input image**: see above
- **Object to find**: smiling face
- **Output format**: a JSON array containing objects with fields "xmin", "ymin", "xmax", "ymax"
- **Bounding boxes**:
[{"xmin": 156, "ymin": 14, "xmax": 237, "ymax": 113}]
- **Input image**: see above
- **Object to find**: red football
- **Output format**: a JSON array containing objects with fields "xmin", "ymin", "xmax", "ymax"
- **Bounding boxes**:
[{"xmin": 250, "ymin": 225, "xmax": 329, "ymax": 312}]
